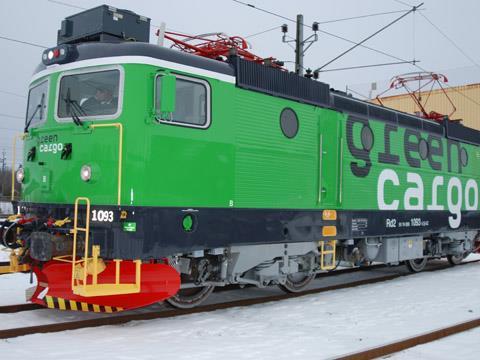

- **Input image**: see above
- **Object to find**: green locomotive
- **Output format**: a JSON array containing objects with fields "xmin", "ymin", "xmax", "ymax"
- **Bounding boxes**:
[{"xmin": 1, "ymin": 5, "xmax": 479, "ymax": 311}]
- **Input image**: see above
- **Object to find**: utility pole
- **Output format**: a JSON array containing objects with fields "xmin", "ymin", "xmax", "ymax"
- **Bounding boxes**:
[
  {"xmin": 0, "ymin": 149, "xmax": 5, "ymax": 197},
  {"xmin": 282, "ymin": 15, "xmax": 318, "ymax": 75},
  {"xmin": 1, "ymin": 149, "xmax": 5, "ymax": 172},
  {"xmin": 295, "ymin": 14, "xmax": 304, "ymax": 75}
]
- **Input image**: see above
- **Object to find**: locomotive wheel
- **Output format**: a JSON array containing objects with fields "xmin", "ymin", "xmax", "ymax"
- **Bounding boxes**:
[
  {"xmin": 447, "ymin": 253, "xmax": 466, "ymax": 266},
  {"xmin": 405, "ymin": 257, "xmax": 428, "ymax": 273},
  {"xmin": 1, "ymin": 222, "xmax": 21, "ymax": 249},
  {"xmin": 166, "ymin": 285, "xmax": 215, "ymax": 309},
  {"xmin": 279, "ymin": 272, "xmax": 315, "ymax": 293}
]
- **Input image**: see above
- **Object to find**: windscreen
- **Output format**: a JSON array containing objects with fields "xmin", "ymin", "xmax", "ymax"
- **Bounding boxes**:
[
  {"xmin": 57, "ymin": 69, "xmax": 120, "ymax": 119},
  {"xmin": 26, "ymin": 80, "xmax": 49, "ymax": 128}
]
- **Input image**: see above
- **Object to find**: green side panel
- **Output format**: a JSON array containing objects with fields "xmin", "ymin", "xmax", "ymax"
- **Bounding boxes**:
[
  {"xmin": 233, "ymin": 89, "xmax": 321, "ymax": 208},
  {"xmin": 19, "ymin": 61, "xmax": 480, "ymax": 215},
  {"xmin": 318, "ymin": 112, "xmax": 343, "ymax": 208},
  {"xmin": 341, "ymin": 117, "xmax": 480, "ymax": 211}
]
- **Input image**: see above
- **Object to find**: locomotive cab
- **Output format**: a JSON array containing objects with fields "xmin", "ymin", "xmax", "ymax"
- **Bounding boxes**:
[{"xmin": 21, "ymin": 64, "xmax": 125, "ymax": 206}]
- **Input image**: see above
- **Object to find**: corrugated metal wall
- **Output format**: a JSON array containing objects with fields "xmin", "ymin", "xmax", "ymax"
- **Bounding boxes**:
[{"xmin": 372, "ymin": 83, "xmax": 480, "ymax": 130}]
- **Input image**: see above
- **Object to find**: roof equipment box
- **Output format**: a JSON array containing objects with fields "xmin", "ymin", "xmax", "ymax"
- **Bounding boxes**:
[{"xmin": 57, "ymin": 5, "xmax": 151, "ymax": 45}]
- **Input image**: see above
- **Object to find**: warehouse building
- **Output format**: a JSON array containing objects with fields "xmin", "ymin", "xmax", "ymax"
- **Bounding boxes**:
[{"xmin": 373, "ymin": 82, "xmax": 480, "ymax": 130}]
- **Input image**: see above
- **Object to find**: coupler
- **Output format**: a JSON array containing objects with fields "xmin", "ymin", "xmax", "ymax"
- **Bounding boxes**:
[{"xmin": 0, "ymin": 216, "xmax": 30, "ymax": 274}]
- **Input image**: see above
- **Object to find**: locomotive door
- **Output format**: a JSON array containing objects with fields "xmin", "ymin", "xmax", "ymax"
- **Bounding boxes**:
[{"xmin": 318, "ymin": 115, "xmax": 343, "ymax": 208}]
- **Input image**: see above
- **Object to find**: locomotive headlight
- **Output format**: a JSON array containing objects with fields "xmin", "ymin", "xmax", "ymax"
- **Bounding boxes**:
[
  {"xmin": 80, "ymin": 165, "xmax": 92, "ymax": 182},
  {"xmin": 16, "ymin": 167, "xmax": 25, "ymax": 183}
]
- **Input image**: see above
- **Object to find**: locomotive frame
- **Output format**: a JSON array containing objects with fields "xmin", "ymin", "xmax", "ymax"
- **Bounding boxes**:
[{"xmin": 1, "ymin": 5, "xmax": 479, "ymax": 311}]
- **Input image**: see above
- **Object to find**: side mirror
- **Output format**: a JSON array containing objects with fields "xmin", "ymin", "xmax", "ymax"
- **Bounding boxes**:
[{"xmin": 158, "ymin": 74, "xmax": 176, "ymax": 116}]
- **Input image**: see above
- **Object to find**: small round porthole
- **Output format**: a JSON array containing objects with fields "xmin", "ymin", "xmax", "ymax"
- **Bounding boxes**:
[
  {"xmin": 280, "ymin": 108, "xmax": 299, "ymax": 139},
  {"xmin": 361, "ymin": 125, "xmax": 374, "ymax": 151},
  {"xmin": 461, "ymin": 147, "xmax": 468, "ymax": 167},
  {"xmin": 418, "ymin": 138, "xmax": 429, "ymax": 160}
]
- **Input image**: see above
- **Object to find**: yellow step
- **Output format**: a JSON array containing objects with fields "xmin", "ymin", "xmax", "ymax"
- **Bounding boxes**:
[
  {"xmin": 0, "ymin": 263, "xmax": 30, "ymax": 274},
  {"xmin": 73, "ymin": 283, "xmax": 141, "ymax": 297}
]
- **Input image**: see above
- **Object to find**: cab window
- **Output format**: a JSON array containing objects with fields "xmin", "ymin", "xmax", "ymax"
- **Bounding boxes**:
[
  {"xmin": 57, "ymin": 68, "xmax": 121, "ymax": 120},
  {"xmin": 155, "ymin": 74, "xmax": 210, "ymax": 128},
  {"xmin": 26, "ymin": 80, "xmax": 49, "ymax": 128}
]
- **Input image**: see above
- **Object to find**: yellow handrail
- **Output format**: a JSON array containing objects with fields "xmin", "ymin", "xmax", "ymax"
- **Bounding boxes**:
[
  {"xmin": 70, "ymin": 196, "xmax": 141, "ymax": 297},
  {"xmin": 90, "ymin": 123, "xmax": 123, "ymax": 206},
  {"xmin": 320, "ymin": 239, "xmax": 337, "ymax": 270},
  {"xmin": 71, "ymin": 197, "xmax": 91, "ymax": 291},
  {"xmin": 11, "ymin": 133, "xmax": 26, "ymax": 201}
]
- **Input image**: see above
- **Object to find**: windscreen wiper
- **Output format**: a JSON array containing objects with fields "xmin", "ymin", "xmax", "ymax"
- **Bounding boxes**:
[
  {"xmin": 63, "ymin": 88, "xmax": 85, "ymax": 126},
  {"xmin": 24, "ymin": 93, "xmax": 45, "ymax": 133}
]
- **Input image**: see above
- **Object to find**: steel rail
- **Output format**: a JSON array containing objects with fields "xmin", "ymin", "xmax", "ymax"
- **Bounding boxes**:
[
  {"xmin": 335, "ymin": 317, "xmax": 480, "ymax": 360},
  {"xmin": 0, "ymin": 259, "xmax": 477, "ymax": 339},
  {"xmin": 0, "ymin": 303, "xmax": 42, "ymax": 313},
  {"xmin": 0, "ymin": 273, "xmax": 401, "ymax": 339},
  {"xmin": 0, "ymin": 263, "xmax": 386, "ymax": 311}
]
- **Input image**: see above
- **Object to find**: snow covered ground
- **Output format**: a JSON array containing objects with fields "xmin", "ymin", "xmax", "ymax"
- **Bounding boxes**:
[
  {"xmin": 0, "ymin": 254, "xmax": 479, "ymax": 359},
  {"xmin": 0, "ymin": 201, "xmax": 13, "ymax": 215},
  {"xmin": 0, "ymin": 248, "xmax": 10, "ymax": 262}
]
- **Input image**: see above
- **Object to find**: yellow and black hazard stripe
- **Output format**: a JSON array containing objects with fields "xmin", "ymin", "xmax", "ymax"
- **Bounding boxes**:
[{"xmin": 44, "ymin": 296, "xmax": 124, "ymax": 313}]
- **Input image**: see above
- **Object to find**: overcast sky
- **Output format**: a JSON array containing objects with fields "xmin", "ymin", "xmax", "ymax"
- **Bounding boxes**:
[{"xmin": 1, "ymin": 0, "xmax": 480, "ymax": 163}]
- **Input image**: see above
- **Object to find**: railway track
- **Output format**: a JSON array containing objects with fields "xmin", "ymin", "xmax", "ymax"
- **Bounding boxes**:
[
  {"xmin": 335, "ymin": 317, "xmax": 480, "ymax": 360},
  {"xmin": 0, "ymin": 262, "xmax": 390, "ymax": 314},
  {"xmin": 0, "ymin": 258, "xmax": 478, "ymax": 340},
  {"xmin": 0, "ymin": 303, "xmax": 42, "ymax": 313}
]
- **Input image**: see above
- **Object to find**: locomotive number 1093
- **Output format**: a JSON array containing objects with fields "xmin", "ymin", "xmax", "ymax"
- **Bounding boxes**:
[{"xmin": 91, "ymin": 210, "xmax": 114, "ymax": 222}]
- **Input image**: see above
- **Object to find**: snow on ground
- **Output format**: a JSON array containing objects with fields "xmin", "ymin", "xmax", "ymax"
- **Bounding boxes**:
[
  {"xmin": 388, "ymin": 327, "xmax": 480, "ymax": 359},
  {"xmin": 0, "ymin": 272, "xmax": 32, "ymax": 306},
  {"xmin": 1, "ymin": 244, "xmax": 11, "ymax": 261},
  {"xmin": 0, "ymin": 248, "xmax": 10, "ymax": 261},
  {"xmin": 0, "ymin": 256, "xmax": 479, "ymax": 359},
  {"xmin": 0, "ymin": 201, "xmax": 13, "ymax": 216}
]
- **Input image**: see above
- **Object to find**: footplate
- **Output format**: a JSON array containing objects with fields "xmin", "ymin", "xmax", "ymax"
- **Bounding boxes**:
[
  {"xmin": 0, "ymin": 249, "xmax": 30, "ymax": 274},
  {"xmin": 29, "ymin": 260, "xmax": 180, "ymax": 312}
]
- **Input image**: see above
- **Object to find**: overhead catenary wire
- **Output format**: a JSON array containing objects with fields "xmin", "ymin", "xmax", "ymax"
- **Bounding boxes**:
[
  {"xmin": 0, "ymin": 90, "xmax": 26, "ymax": 98},
  {"xmin": 443, "ymin": 82, "xmax": 480, "ymax": 109},
  {"xmin": 419, "ymin": 12, "xmax": 480, "ymax": 71},
  {"xmin": 315, "ymin": 3, "xmax": 423, "ymax": 72},
  {"xmin": 317, "ymin": 9, "xmax": 419, "ymax": 25},
  {"xmin": 231, "ymin": 0, "xmax": 422, "ymax": 68},
  {"xmin": 393, "ymin": 0, "xmax": 415, "ymax": 7},
  {"xmin": 47, "ymin": 0, "xmax": 85, "ymax": 10},
  {"xmin": 0, "ymin": 35, "xmax": 47, "ymax": 49},
  {"xmin": 232, "ymin": 0, "xmax": 416, "ymax": 26},
  {"xmin": 46, "ymin": 0, "xmax": 422, "ymax": 70},
  {"xmin": 245, "ymin": 25, "xmax": 281, "ymax": 39},
  {"xmin": 345, "ymin": 87, "xmax": 371, "ymax": 100},
  {"xmin": 318, "ymin": 60, "xmax": 418, "ymax": 73},
  {"xmin": 0, "ymin": 113, "xmax": 24, "ymax": 120},
  {"xmin": 391, "ymin": 0, "xmax": 480, "ymax": 110},
  {"xmin": 395, "ymin": 0, "xmax": 480, "ymax": 71}
]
